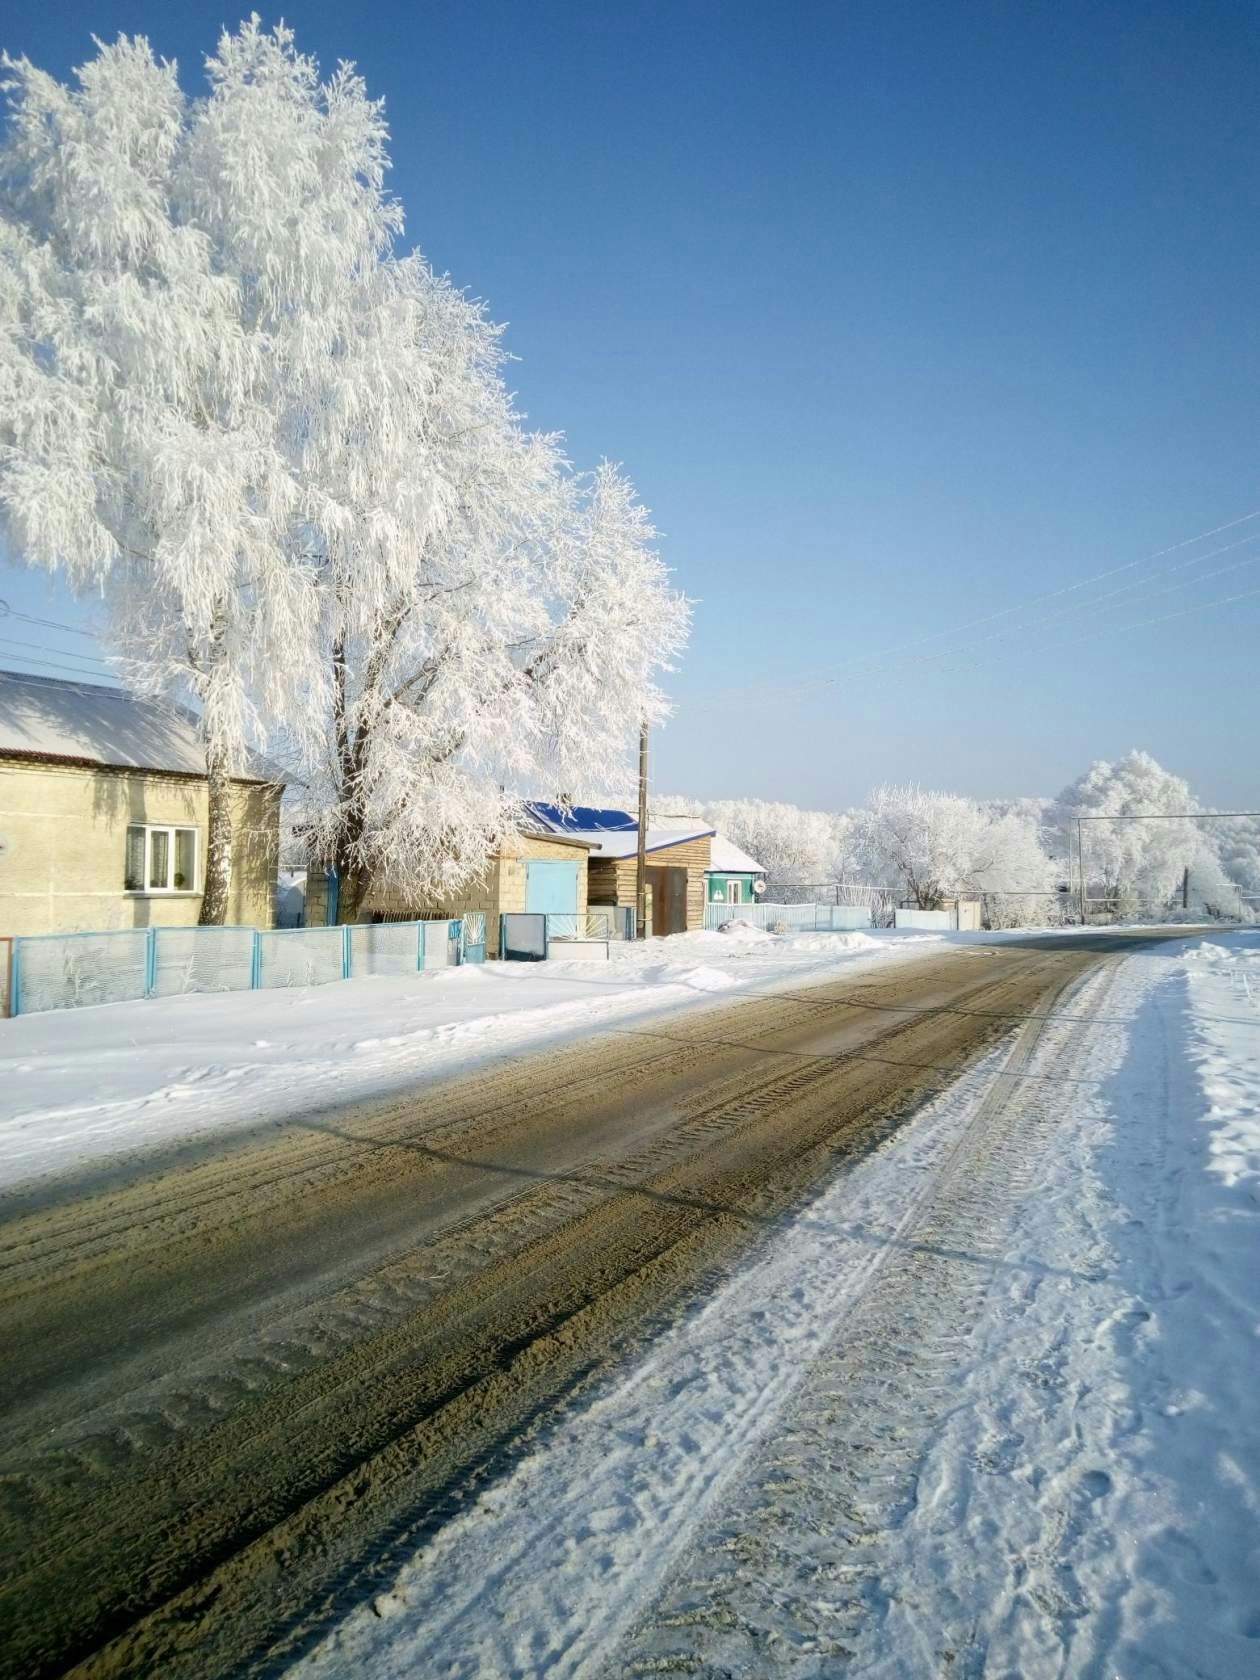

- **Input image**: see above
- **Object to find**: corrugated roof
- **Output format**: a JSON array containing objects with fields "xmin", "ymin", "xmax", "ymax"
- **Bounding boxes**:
[
  {"xmin": 0, "ymin": 670, "xmax": 278, "ymax": 782},
  {"xmin": 524, "ymin": 800, "xmax": 714, "ymax": 859}
]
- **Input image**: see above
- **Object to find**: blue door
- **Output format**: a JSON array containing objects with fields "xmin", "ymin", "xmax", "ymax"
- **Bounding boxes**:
[{"xmin": 525, "ymin": 860, "xmax": 579, "ymax": 914}]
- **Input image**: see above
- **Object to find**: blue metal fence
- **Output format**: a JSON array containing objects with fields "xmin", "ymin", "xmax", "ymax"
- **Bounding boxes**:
[{"xmin": 9, "ymin": 918, "xmax": 464, "ymax": 1017}]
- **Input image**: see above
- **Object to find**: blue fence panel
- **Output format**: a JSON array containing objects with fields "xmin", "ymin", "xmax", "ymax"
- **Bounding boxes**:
[
  {"xmin": 13, "ymin": 929, "xmax": 151, "ymax": 1015},
  {"xmin": 350, "ymin": 921, "xmax": 425, "ymax": 977},
  {"xmin": 419, "ymin": 919, "xmax": 461, "ymax": 969},
  {"xmin": 151, "ymin": 926, "xmax": 257, "ymax": 997},
  {"xmin": 462, "ymin": 912, "xmax": 487, "ymax": 964},
  {"xmin": 256, "ymin": 925, "xmax": 346, "ymax": 989}
]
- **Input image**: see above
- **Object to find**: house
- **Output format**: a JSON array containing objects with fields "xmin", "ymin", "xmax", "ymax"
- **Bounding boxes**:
[
  {"xmin": 356, "ymin": 826, "xmax": 598, "ymax": 957},
  {"xmin": 0, "ymin": 670, "xmax": 282, "ymax": 937},
  {"xmin": 705, "ymin": 834, "xmax": 767, "ymax": 905},
  {"xmin": 526, "ymin": 803, "xmax": 715, "ymax": 936},
  {"xmin": 648, "ymin": 812, "xmax": 767, "ymax": 909}
]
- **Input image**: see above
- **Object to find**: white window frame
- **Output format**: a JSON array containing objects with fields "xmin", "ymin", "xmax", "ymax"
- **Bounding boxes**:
[
  {"xmin": 125, "ymin": 824, "xmax": 200, "ymax": 895},
  {"xmin": 726, "ymin": 880, "xmax": 742, "ymax": 904}
]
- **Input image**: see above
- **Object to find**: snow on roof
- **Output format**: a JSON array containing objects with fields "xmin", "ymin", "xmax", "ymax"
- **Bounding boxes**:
[
  {"xmin": 0, "ymin": 670, "xmax": 278, "ymax": 782},
  {"xmin": 709, "ymin": 834, "xmax": 767, "ymax": 874},
  {"xmin": 525, "ymin": 801, "xmax": 715, "ymax": 859}
]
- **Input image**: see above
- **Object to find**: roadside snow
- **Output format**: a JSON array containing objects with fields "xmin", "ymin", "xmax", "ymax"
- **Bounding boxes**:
[
  {"xmin": 0, "ymin": 927, "xmax": 937, "ymax": 1191},
  {"xmin": 834, "ymin": 930, "xmax": 1260, "ymax": 1678}
]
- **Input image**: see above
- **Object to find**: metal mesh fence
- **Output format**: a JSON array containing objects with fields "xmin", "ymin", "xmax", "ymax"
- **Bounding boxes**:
[
  {"xmin": 14, "ymin": 929, "xmax": 150, "ymax": 1014},
  {"xmin": 152, "ymin": 927, "xmax": 256, "ymax": 997},
  {"xmin": 10, "ymin": 917, "xmax": 468, "ymax": 1016},
  {"xmin": 421, "ymin": 920, "xmax": 460, "ymax": 969},
  {"xmin": 702, "ymin": 902, "xmax": 873, "ymax": 933},
  {"xmin": 350, "ymin": 922, "xmax": 422, "ymax": 977},
  {"xmin": 256, "ymin": 926, "xmax": 346, "ymax": 990}
]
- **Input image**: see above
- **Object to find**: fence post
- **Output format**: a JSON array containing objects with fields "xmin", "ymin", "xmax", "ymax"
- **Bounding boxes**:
[
  {"xmin": 342, "ymin": 923, "xmax": 352, "ymax": 981},
  {"xmin": 250, "ymin": 929, "xmax": 262, "ymax": 990},
  {"xmin": 418, "ymin": 921, "xmax": 426, "ymax": 970},
  {"xmin": 145, "ymin": 927, "xmax": 158, "ymax": 998}
]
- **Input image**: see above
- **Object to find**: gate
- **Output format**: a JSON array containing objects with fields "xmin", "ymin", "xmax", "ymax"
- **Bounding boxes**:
[
  {"xmin": 462, "ymin": 911, "xmax": 487, "ymax": 963},
  {"xmin": 500, "ymin": 913, "xmax": 548, "ymax": 961}
]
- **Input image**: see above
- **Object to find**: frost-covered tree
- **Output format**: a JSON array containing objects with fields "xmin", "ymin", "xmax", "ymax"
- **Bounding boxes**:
[
  {"xmin": 675, "ymin": 798, "xmax": 840, "ymax": 884},
  {"xmin": 1206, "ymin": 813, "xmax": 1260, "ymax": 897},
  {"xmin": 1053, "ymin": 751, "xmax": 1209, "ymax": 907},
  {"xmin": 852, "ymin": 785, "xmax": 992, "ymax": 908},
  {"xmin": 0, "ymin": 21, "xmax": 688, "ymax": 926},
  {"xmin": 295, "ymin": 289, "xmax": 690, "ymax": 921},
  {"xmin": 0, "ymin": 22, "xmax": 399, "ymax": 918}
]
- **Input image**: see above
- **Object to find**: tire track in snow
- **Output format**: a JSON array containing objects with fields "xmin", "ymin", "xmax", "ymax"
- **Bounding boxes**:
[{"xmin": 288, "ymin": 961, "xmax": 1116, "ymax": 1680}]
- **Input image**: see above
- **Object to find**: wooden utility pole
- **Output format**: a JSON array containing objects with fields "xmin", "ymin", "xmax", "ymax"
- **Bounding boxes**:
[
  {"xmin": 1076, "ymin": 818, "xmax": 1087, "ymax": 926},
  {"xmin": 1182, "ymin": 864, "xmax": 1190, "ymax": 910},
  {"xmin": 636, "ymin": 721, "xmax": 649, "ymax": 939}
]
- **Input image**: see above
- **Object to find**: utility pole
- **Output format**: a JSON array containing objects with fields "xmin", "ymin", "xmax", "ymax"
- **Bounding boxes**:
[
  {"xmin": 1076, "ymin": 818, "xmax": 1087, "ymax": 926},
  {"xmin": 636, "ymin": 721, "xmax": 649, "ymax": 940},
  {"xmin": 1182, "ymin": 864, "xmax": 1190, "ymax": 911}
]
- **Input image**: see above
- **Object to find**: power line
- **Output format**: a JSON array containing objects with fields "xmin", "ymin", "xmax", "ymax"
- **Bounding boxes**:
[
  {"xmin": 952, "ymin": 579, "xmax": 1260, "ymax": 668},
  {"xmin": 0, "ymin": 653, "xmax": 121, "ymax": 682},
  {"xmin": 0, "ymin": 636, "xmax": 112, "ymax": 669},
  {"xmin": 696, "ymin": 507, "xmax": 1260, "ymax": 709},
  {"xmin": 0, "ymin": 599, "xmax": 99, "ymax": 638}
]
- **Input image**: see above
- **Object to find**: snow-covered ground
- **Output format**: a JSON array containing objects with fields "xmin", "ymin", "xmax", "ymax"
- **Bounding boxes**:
[
  {"xmin": 289, "ymin": 930, "xmax": 1260, "ymax": 1679},
  {"xmin": 0, "ymin": 925, "xmax": 941, "ymax": 1191}
]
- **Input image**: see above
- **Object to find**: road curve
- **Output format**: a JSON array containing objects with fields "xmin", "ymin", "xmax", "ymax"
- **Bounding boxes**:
[{"xmin": 0, "ymin": 932, "xmax": 1180, "ymax": 1678}]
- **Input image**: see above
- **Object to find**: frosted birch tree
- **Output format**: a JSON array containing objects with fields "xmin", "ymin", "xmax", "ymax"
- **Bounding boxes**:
[
  {"xmin": 0, "ymin": 22, "xmax": 397, "ymax": 919},
  {"xmin": 290, "ymin": 249, "xmax": 689, "ymax": 918}
]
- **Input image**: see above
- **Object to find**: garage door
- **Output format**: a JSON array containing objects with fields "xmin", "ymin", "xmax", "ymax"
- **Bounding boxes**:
[{"xmin": 525, "ymin": 860, "xmax": 580, "ymax": 915}]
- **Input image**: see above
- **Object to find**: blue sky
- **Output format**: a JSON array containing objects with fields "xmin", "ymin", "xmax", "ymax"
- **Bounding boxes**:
[{"xmin": 3, "ymin": 0, "xmax": 1258, "ymax": 808}]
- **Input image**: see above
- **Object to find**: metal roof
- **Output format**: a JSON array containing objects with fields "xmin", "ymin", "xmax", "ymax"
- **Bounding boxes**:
[{"xmin": 0, "ymin": 670, "xmax": 279, "ymax": 782}]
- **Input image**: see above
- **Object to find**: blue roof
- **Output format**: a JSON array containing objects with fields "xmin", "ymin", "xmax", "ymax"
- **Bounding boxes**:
[{"xmin": 525, "ymin": 802, "xmax": 638, "ymax": 834}]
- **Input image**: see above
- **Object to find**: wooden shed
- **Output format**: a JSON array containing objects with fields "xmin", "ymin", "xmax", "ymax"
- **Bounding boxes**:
[{"xmin": 525, "ymin": 804, "xmax": 714, "ymax": 937}]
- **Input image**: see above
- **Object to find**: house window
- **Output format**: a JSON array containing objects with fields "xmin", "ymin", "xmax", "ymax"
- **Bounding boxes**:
[
  {"xmin": 726, "ymin": 880, "xmax": 742, "ymax": 904},
  {"xmin": 125, "ymin": 825, "xmax": 198, "ymax": 893}
]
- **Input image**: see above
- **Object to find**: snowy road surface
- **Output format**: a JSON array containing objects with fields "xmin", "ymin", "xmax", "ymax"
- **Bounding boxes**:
[
  {"xmin": 292, "ymin": 930, "xmax": 1260, "ymax": 1680},
  {"xmin": 0, "ymin": 928, "xmax": 1255, "ymax": 1679}
]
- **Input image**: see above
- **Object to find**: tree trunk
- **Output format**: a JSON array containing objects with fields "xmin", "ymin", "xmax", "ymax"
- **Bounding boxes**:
[
  {"xmin": 335, "ymin": 859, "xmax": 369, "ymax": 925},
  {"xmin": 199, "ymin": 742, "xmax": 234, "ymax": 925}
]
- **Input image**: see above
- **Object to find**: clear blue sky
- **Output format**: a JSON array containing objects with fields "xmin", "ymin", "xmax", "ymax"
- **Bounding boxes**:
[{"xmin": 3, "ymin": 0, "xmax": 1258, "ymax": 808}]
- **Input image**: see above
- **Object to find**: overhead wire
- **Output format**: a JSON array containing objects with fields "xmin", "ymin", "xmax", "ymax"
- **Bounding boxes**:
[
  {"xmin": 0, "ymin": 599, "xmax": 98, "ymax": 638},
  {"xmin": 690, "ymin": 507, "xmax": 1260, "ymax": 711},
  {"xmin": 0, "ymin": 635, "xmax": 112, "ymax": 669},
  {"xmin": 0, "ymin": 651, "xmax": 121, "ymax": 682}
]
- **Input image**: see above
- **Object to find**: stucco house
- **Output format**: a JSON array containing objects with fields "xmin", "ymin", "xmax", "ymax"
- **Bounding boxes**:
[
  {"xmin": 0, "ymin": 670, "xmax": 283, "ymax": 937},
  {"xmin": 525, "ymin": 803, "xmax": 714, "ymax": 936}
]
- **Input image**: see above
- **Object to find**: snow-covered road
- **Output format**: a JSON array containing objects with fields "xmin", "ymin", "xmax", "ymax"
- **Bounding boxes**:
[{"xmin": 291, "ymin": 931, "xmax": 1260, "ymax": 1679}]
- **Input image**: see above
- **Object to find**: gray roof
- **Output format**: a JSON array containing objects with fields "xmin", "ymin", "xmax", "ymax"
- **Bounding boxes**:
[{"xmin": 0, "ymin": 670, "xmax": 279, "ymax": 782}]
